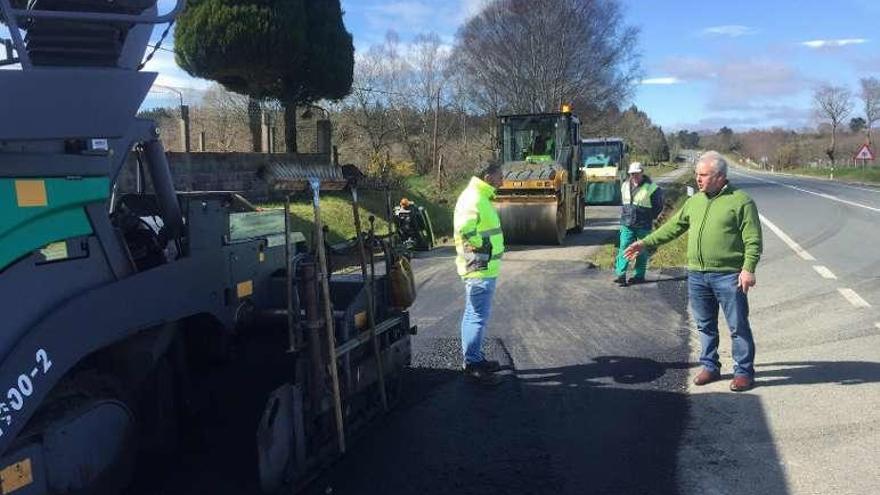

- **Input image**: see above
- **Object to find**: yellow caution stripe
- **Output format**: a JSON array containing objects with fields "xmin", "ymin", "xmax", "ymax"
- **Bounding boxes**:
[
  {"xmin": 237, "ymin": 280, "xmax": 254, "ymax": 298},
  {"xmin": 14, "ymin": 180, "xmax": 47, "ymax": 207},
  {"xmin": 0, "ymin": 458, "xmax": 33, "ymax": 494}
]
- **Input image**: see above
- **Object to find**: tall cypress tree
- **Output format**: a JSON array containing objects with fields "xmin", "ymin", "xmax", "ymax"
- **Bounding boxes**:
[{"xmin": 175, "ymin": 0, "xmax": 354, "ymax": 152}]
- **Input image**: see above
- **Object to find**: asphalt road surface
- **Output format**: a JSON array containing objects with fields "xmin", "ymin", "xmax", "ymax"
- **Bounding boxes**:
[
  {"xmin": 306, "ymin": 204, "xmax": 697, "ymax": 495},
  {"xmin": 310, "ymin": 164, "xmax": 880, "ymax": 495},
  {"xmin": 678, "ymin": 165, "xmax": 880, "ymax": 495},
  {"xmin": 129, "ymin": 163, "xmax": 880, "ymax": 494}
]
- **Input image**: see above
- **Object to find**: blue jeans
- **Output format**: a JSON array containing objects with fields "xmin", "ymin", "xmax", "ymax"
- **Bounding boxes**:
[
  {"xmin": 688, "ymin": 271, "xmax": 756, "ymax": 377},
  {"xmin": 461, "ymin": 277, "xmax": 497, "ymax": 365},
  {"xmin": 615, "ymin": 225, "xmax": 652, "ymax": 278}
]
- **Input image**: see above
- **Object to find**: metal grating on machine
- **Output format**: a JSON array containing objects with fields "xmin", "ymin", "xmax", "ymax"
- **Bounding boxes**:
[{"xmin": 267, "ymin": 162, "xmax": 350, "ymax": 192}]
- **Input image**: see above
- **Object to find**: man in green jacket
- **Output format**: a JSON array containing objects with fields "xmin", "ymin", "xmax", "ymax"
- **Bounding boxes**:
[
  {"xmin": 454, "ymin": 163, "xmax": 505, "ymax": 385},
  {"xmin": 624, "ymin": 151, "xmax": 763, "ymax": 392}
]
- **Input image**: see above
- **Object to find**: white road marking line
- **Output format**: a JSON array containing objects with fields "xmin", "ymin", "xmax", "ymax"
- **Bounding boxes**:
[
  {"xmin": 830, "ymin": 182, "xmax": 880, "ymax": 194},
  {"xmin": 759, "ymin": 214, "xmax": 815, "ymax": 261},
  {"xmin": 738, "ymin": 172, "xmax": 880, "ymax": 213},
  {"xmin": 838, "ymin": 288, "xmax": 871, "ymax": 308},
  {"xmin": 734, "ymin": 168, "xmax": 880, "ymax": 193},
  {"xmin": 812, "ymin": 265, "xmax": 837, "ymax": 279}
]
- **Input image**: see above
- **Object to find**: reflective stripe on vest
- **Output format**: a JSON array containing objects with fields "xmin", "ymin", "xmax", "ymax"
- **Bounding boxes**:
[
  {"xmin": 621, "ymin": 181, "xmax": 657, "ymax": 208},
  {"xmin": 454, "ymin": 177, "xmax": 505, "ymax": 278}
]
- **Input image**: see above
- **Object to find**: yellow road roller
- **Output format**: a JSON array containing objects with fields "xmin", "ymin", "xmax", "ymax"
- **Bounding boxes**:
[{"xmin": 494, "ymin": 108, "xmax": 586, "ymax": 245}]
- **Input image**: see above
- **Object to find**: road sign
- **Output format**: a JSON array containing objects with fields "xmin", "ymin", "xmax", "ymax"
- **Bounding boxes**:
[{"xmin": 854, "ymin": 143, "xmax": 875, "ymax": 161}]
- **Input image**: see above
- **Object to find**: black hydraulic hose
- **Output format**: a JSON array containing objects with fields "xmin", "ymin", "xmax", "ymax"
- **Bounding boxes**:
[{"xmin": 142, "ymin": 138, "xmax": 183, "ymax": 239}]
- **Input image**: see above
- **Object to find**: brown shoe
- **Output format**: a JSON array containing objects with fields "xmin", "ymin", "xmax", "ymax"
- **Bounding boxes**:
[
  {"xmin": 729, "ymin": 375, "xmax": 754, "ymax": 392},
  {"xmin": 693, "ymin": 368, "xmax": 721, "ymax": 386}
]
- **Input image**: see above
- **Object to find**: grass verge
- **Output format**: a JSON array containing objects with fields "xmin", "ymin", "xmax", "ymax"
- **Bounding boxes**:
[
  {"xmin": 645, "ymin": 162, "xmax": 679, "ymax": 178},
  {"xmin": 782, "ymin": 166, "xmax": 880, "ymax": 185},
  {"xmin": 261, "ymin": 175, "xmax": 466, "ymax": 245}
]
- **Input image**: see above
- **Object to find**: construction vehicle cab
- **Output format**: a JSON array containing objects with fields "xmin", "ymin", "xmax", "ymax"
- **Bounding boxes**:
[
  {"xmin": 0, "ymin": 0, "xmax": 414, "ymax": 492},
  {"xmin": 494, "ymin": 110, "xmax": 586, "ymax": 245},
  {"xmin": 580, "ymin": 137, "xmax": 628, "ymax": 205}
]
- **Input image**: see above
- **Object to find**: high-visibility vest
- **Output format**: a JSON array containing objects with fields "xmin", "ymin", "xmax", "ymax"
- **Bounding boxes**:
[
  {"xmin": 454, "ymin": 176, "xmax": 505, "ymax": 278},
  {"xmin": 621, "ymin": 180, "xmax": 658, "ymax": 207}
]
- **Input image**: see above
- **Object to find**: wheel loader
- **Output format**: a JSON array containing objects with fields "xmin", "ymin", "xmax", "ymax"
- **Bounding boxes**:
[
  {"xmin": 0, "ymin": 1, "xmax": 414, "ymax": 493},
  {"xmin": 580, "ymin": 137, "xmax": 629, "ymax": 205},
  {"xmin": 493, "ymin": 108, "xmax": 586, "ymax": 245}
]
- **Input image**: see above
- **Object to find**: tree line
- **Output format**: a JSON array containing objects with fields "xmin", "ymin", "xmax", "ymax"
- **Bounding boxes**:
[
  {"xmin": 160, "ymin": 0, "xmax": 671, "ymax": 181},
  {"xmin": 667, "ymin": 78, "xmax": 880, "ymax": 169}
]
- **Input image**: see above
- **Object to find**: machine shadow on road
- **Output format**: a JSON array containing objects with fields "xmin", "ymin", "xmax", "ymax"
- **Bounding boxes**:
[
  {"xmin": 305, "ymin": 355, "xmax": 791, "ymax": 495},
  {"xmin": 347, "ymin": 241, "xmax": 792, "ymax": 495},
  {"xmin": 757, "ymin": 360, "xmax": 880, "ymax": 387},
  {"xmin": 515, "ymin": 355, "xmax": 696, "ymax": 386},
  {"xmin": 678, "ymin": 390, "xmax": 790, "ymax": 495}
]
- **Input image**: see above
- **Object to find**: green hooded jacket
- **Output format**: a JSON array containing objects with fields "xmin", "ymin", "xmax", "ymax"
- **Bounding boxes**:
[{"xmin": 642, "ymin": 183, "xmax": 763, "ymax": 273}]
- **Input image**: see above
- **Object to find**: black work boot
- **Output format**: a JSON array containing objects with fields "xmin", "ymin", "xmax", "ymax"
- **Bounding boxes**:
[
  {"xmin": 469, "ymin": 359, "xmax": 501, "ymax": 372},
  {"xmin": 612, "ymin": 274, "xmax": 627, "ymax": 286},
  {"xmin": 463, "ymin": 363, "xmax": 502, "ymax": 386}
]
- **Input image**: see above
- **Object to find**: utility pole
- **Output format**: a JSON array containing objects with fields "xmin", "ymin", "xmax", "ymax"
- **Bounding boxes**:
[
  {"xmin": 431, "ymin": 88, "xmax": 440, "ymax": 178},
  {"xmin": 152, "ymin": 84, "xmax": 189, "ymax": 152},
  {"xmin": 179, "ymin": 104, "xmax": 191, "ymax": 152}
]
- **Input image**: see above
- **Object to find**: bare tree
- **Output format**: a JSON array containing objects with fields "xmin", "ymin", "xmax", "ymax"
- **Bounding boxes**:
[
  {"xmin": 394, "ymin": 33, "xmax": 456, "ymax": 173},
  {"xmin": 452, "ymin": 0, "xmax": 640, "ymax": 116},
  {"xmin": 200, "ymin": 84, "xmax": 252, "ymax": 151},
  {"xmin": 344, "ymin": 41, "xmax": 400, "ymax": 156},
  {"xmin": 859, "ymin": 77, "xmax": 880, "ymax": 144},
  {"xmin": 813, "ymin": 84, "xmax": 853, "ymax": 164}
]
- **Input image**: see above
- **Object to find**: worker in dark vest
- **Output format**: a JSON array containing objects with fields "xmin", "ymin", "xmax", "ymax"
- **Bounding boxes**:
[{"xmin": 613, "ymin": 162, "xmax": 663, "ymax": 286}]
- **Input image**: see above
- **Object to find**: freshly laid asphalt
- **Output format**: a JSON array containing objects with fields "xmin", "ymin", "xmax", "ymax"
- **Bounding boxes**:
[
  {"xmin": 306, "ymin": 204, "xmax": 699, "ymax": 495},
  {"xmin": 312, "ymin": 163, "xmax": 880, "ymax": 495}
]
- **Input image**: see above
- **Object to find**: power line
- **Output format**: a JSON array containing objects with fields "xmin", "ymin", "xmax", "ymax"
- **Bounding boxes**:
[
  {"xmin": 351, "ymin": 85, "xmax": 445, "ymax": 100},
  {"xmin": 147, "ymin": 43, "xmax": 177, "ymax": 54}
]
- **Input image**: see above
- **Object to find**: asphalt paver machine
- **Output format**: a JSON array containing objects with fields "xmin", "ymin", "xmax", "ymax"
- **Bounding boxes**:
[{"xmin": 0, "ymin": 1, "xmax": 414, "ymax": 493}]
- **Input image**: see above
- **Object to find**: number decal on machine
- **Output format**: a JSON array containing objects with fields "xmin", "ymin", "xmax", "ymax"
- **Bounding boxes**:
[
  {"xmin": 0, "ymin": 349, "xmax": 53, "ymax": 438},
  {"xmin": 36, "ymin": 349, "xmax": 52, "ymax": 374}
]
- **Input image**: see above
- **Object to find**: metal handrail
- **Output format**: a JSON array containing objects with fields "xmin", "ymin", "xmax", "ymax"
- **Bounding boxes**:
[
  {"xmin": 0, "ymin": 0, "xmax": 184, "ymax": 68},
  {"xmin": 7, "ymin": 0, "xmax": 183, "ymax": 24}
]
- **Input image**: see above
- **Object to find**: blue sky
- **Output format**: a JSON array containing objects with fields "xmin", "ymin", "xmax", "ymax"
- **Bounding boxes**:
[
  {"xmin": 139, "ymin": 0, "xmax": 880, "ymax": 131},
  {"xmin": 626, "ymin": 0, "xmax": 880, "ymax": 131}
]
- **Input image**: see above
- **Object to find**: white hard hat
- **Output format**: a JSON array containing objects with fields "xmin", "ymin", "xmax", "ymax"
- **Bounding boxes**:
[{"xmin": 628, "ymin": 162, "xmax": 644, "ymax": 174}]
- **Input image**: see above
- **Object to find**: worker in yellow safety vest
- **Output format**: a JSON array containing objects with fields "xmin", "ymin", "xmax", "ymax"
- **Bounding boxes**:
[
  {"xmin": 454, "ymin": 163, "xmax": 505, "ymax": 385},
  {"xmin": 613, "ymin": 162, "xmax": 663, "ymax": 286}
]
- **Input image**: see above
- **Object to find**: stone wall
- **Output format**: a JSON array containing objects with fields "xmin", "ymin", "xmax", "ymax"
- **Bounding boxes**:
[{"xmin": 118, "ymin": 151, "xmax": 332, "ymax": 202}]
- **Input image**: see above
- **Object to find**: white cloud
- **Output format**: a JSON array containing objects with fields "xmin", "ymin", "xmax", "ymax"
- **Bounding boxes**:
[
  {"xmin": 347, "ymin": 0, "xmax": 473, "ymax": 44},
  {"xmin": 660, "ymin": 56, "xmax": 806, "ymax": 110},
  {"xmin": 672, "ymin": 106, "xmax": 812, "ymax": 132},
  {"xmin": 361, "ymin": 1, "xmax": 436, "ymax": 34},
  {"xmin": 659, "ymin": 57, "xmax": 717, "ymax": 80},
  {"xmin": 710, "ymin": 60, "xmax": 805, "ymax": 108},
  {"xmin": 140, "ymin": 49, "xmax": 213, "ymax": 96},
  {"xmin": 641, "ymin": 77, "xmax": 681, "ymax": 85},
  {"xmin": 700, "ymin": 25, "xmax": 757, "ymax": 37},
  {"xmin": 459, "ymin": 0, "xmax": 490, "ymax": 22},
  {"xmin": 801, "ymin": 38, "xmax": 868, "ymax": 49}
]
